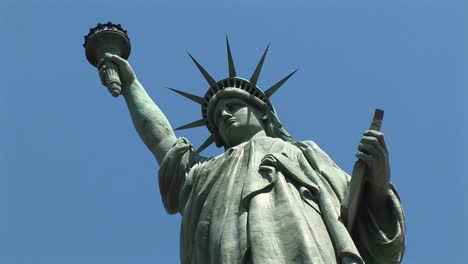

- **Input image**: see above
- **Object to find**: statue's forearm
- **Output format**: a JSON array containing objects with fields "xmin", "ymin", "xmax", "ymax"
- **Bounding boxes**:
[
  {"xmin": 123, "ymin": 79, "xmax": 177, "ymax": 164},
  {"xmin": 366, "ymin": 183, "xmax": 395, "ymax": 236}
]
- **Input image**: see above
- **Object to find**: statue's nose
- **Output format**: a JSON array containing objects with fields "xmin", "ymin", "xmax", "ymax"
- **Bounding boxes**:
[{"xmin": 221, "ymin": 110, "xmax": 234, "ymax": 122}]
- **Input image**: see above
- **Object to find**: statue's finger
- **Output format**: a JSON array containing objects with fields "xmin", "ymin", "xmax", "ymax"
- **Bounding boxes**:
[
  {"xmin": 363, "ymin": 130, "xmax": 383, "ymax": 137},
  {"xmin": 358, "ymin": 142, "xmax": 379, "ymax": 158},
  {"xmin": 356, "ymin": 151, "xmax": 372, "ymax": 166},
  {"xmin": 99, "ymin": 65, "xmax": 107, "ymax": 75},
  {"xmin": 97, "ymin": 55, "xmax": 112, "ymax": 68},
  {"xmin": 361, "ymin": 136, "xmax": 386, "ymax": 153},
  {"xmin": 106, "ymin": 53, "xmax": 129, "ymax": 67},
  {"xmin": 363, "ymin": 130, "xmax": 386, "ymax": 147},
  {"xmin": 103, "ymin": 53, "xmax": 113, "ymax": 59},
  {"xmin": 99, "ymin": 66, "xmax": 106, "ymax": 77},
  {"xmin": 361, "ymin": 135, "xmax": 379, "ymax": 145}
]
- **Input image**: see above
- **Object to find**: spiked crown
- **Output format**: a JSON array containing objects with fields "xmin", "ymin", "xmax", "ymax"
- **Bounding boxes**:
[{"xmin": 169, "ymin": 37, "xmax": 297, "ymax": 152}]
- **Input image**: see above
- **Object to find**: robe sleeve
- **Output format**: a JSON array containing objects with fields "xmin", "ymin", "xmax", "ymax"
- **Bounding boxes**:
[
  {"xmin": 297, "ymin": 141, "xmax": 350, "ymax": 203},
  {"xmin": 158, "ymin": 137, "xmax": 206, "ymax": 214},
  {"xmin": 298, "ymin": 141, "xmax": 406, "ymax": 264},
  {"xmin": 354, "ymin": 185, "xmax": 406, "ymax": 264}
]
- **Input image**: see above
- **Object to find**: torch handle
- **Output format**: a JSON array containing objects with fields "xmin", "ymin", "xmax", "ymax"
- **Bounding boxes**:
[{"xmin": 104, "ymin": 61, "xmax": 122, "ymax": 97}]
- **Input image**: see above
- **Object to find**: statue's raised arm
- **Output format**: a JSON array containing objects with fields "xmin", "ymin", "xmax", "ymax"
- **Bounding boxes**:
[{"xmin": 99, "ymin": 53, "xmax": 177, "ymax": 164}]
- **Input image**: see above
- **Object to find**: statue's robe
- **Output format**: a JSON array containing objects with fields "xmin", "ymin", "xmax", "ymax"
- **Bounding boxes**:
[{"xmin": 159, "ymin": 136, "xmax": 405, "ymax": 264}]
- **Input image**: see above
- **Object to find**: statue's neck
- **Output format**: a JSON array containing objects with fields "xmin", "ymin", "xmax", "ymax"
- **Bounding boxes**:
[{"xmin": 226, "ymin": 130, "xmax": 267, "ymax": 149}]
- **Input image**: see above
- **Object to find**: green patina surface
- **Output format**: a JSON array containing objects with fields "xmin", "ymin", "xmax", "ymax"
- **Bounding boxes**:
[{"xmin": 94, "ymin": 39, "xmax": 405, "ymax": 263}]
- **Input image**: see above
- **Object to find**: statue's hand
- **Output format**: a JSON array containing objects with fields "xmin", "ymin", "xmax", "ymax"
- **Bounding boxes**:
[
  {"xmin": 98, "ymin": 53, "xmax": 137, "ymax": 93},
  {"xmin": 356, "ymin": 130, "xmax": 390, "ymax": 209}
]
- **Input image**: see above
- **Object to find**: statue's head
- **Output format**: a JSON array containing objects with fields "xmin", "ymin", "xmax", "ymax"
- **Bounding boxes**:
[
  {"xmin": 206, "ymin": 82, "xmax": 293, "ymax": 149},
  {"xmin": 213, "ymin": 97, "xmax": 293, "ymax": 149},
  {"xmin": 170, "ymin": 38, "xmax": 296, "ymax": 152}
]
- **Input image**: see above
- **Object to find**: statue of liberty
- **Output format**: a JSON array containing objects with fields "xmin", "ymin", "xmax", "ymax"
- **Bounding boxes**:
[{"xmin": 97, "ymin": 38, "xmax": 405, "ymax": 264}]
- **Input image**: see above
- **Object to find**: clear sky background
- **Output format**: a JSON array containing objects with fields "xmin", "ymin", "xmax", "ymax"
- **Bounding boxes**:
[{"xmin": 1, "ymin": 0, "xmax": 466, "ymax": 263}]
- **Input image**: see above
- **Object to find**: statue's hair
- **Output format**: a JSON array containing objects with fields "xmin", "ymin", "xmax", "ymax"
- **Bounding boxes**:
[{"xmin": 262, "ymin": 109, "xmax": 293, "ymax": 142}]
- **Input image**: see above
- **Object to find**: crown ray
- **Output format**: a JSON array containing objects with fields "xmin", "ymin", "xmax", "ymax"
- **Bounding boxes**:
[
  {"xmin": 175, "ymin": 119, "xmax": 206, "ymax": 131},
  {"xmin": 226, "ymin": 36, "xmax": 236, "ymax": 77},
  {"xmin": 167, "ymin": 87, "xmax": 204, "ymax": 104},
  {"xmin": 187, "ymin": 52, "xmax": 217, "ymax": 87},
  {"xmin": 196, "ymin": 134, "xmax": 215, "ymax": 153},
  {"xmin": 250, "ymin": 44, "xmax": 270, "ymax": 85},
  {"xmin": 264, "ymin": 69, "xmax": 299, "ymax": 98}
]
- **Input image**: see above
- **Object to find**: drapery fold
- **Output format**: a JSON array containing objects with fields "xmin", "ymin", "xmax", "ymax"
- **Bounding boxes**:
[{"xmin": 158, "ymin": 137, "xmax": 405, "ymax": 264}]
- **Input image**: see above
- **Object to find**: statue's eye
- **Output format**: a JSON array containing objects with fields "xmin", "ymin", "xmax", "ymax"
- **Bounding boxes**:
[{"xmin": 229, "ymin": 103, "xmax": 242, "ymax": 112}]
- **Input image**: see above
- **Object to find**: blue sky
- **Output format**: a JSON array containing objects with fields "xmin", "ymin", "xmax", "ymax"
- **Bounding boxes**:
[{"xmin": 1, "ymin": 0, "xmax": 466, "ymax": 263}]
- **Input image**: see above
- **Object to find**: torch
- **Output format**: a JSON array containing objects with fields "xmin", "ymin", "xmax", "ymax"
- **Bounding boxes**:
[{"xmin": 83, "ymin": 22, "xmax": 131, "ymax": 97}]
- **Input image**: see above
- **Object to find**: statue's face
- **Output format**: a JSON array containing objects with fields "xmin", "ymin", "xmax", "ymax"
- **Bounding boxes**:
[{"xmin": 214, "ymin": 98, "xmax": 266, "ymax": 148}]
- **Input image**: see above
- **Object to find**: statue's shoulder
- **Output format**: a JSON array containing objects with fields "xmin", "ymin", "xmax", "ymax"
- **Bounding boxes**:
[
  {"xmin": 293, "ymin": 140, "xmax": 340, "ymax": 169},
  {"xmin": 294, "ymin": 140, "xmax": 351, "ymax": 193},
  {"xmin": 296, "ymin": 140, "xmax": 319, "ymax": 149},
  {"xmin": 293, "ymin": 140, "xmax": 328, "ymax": 156}
]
